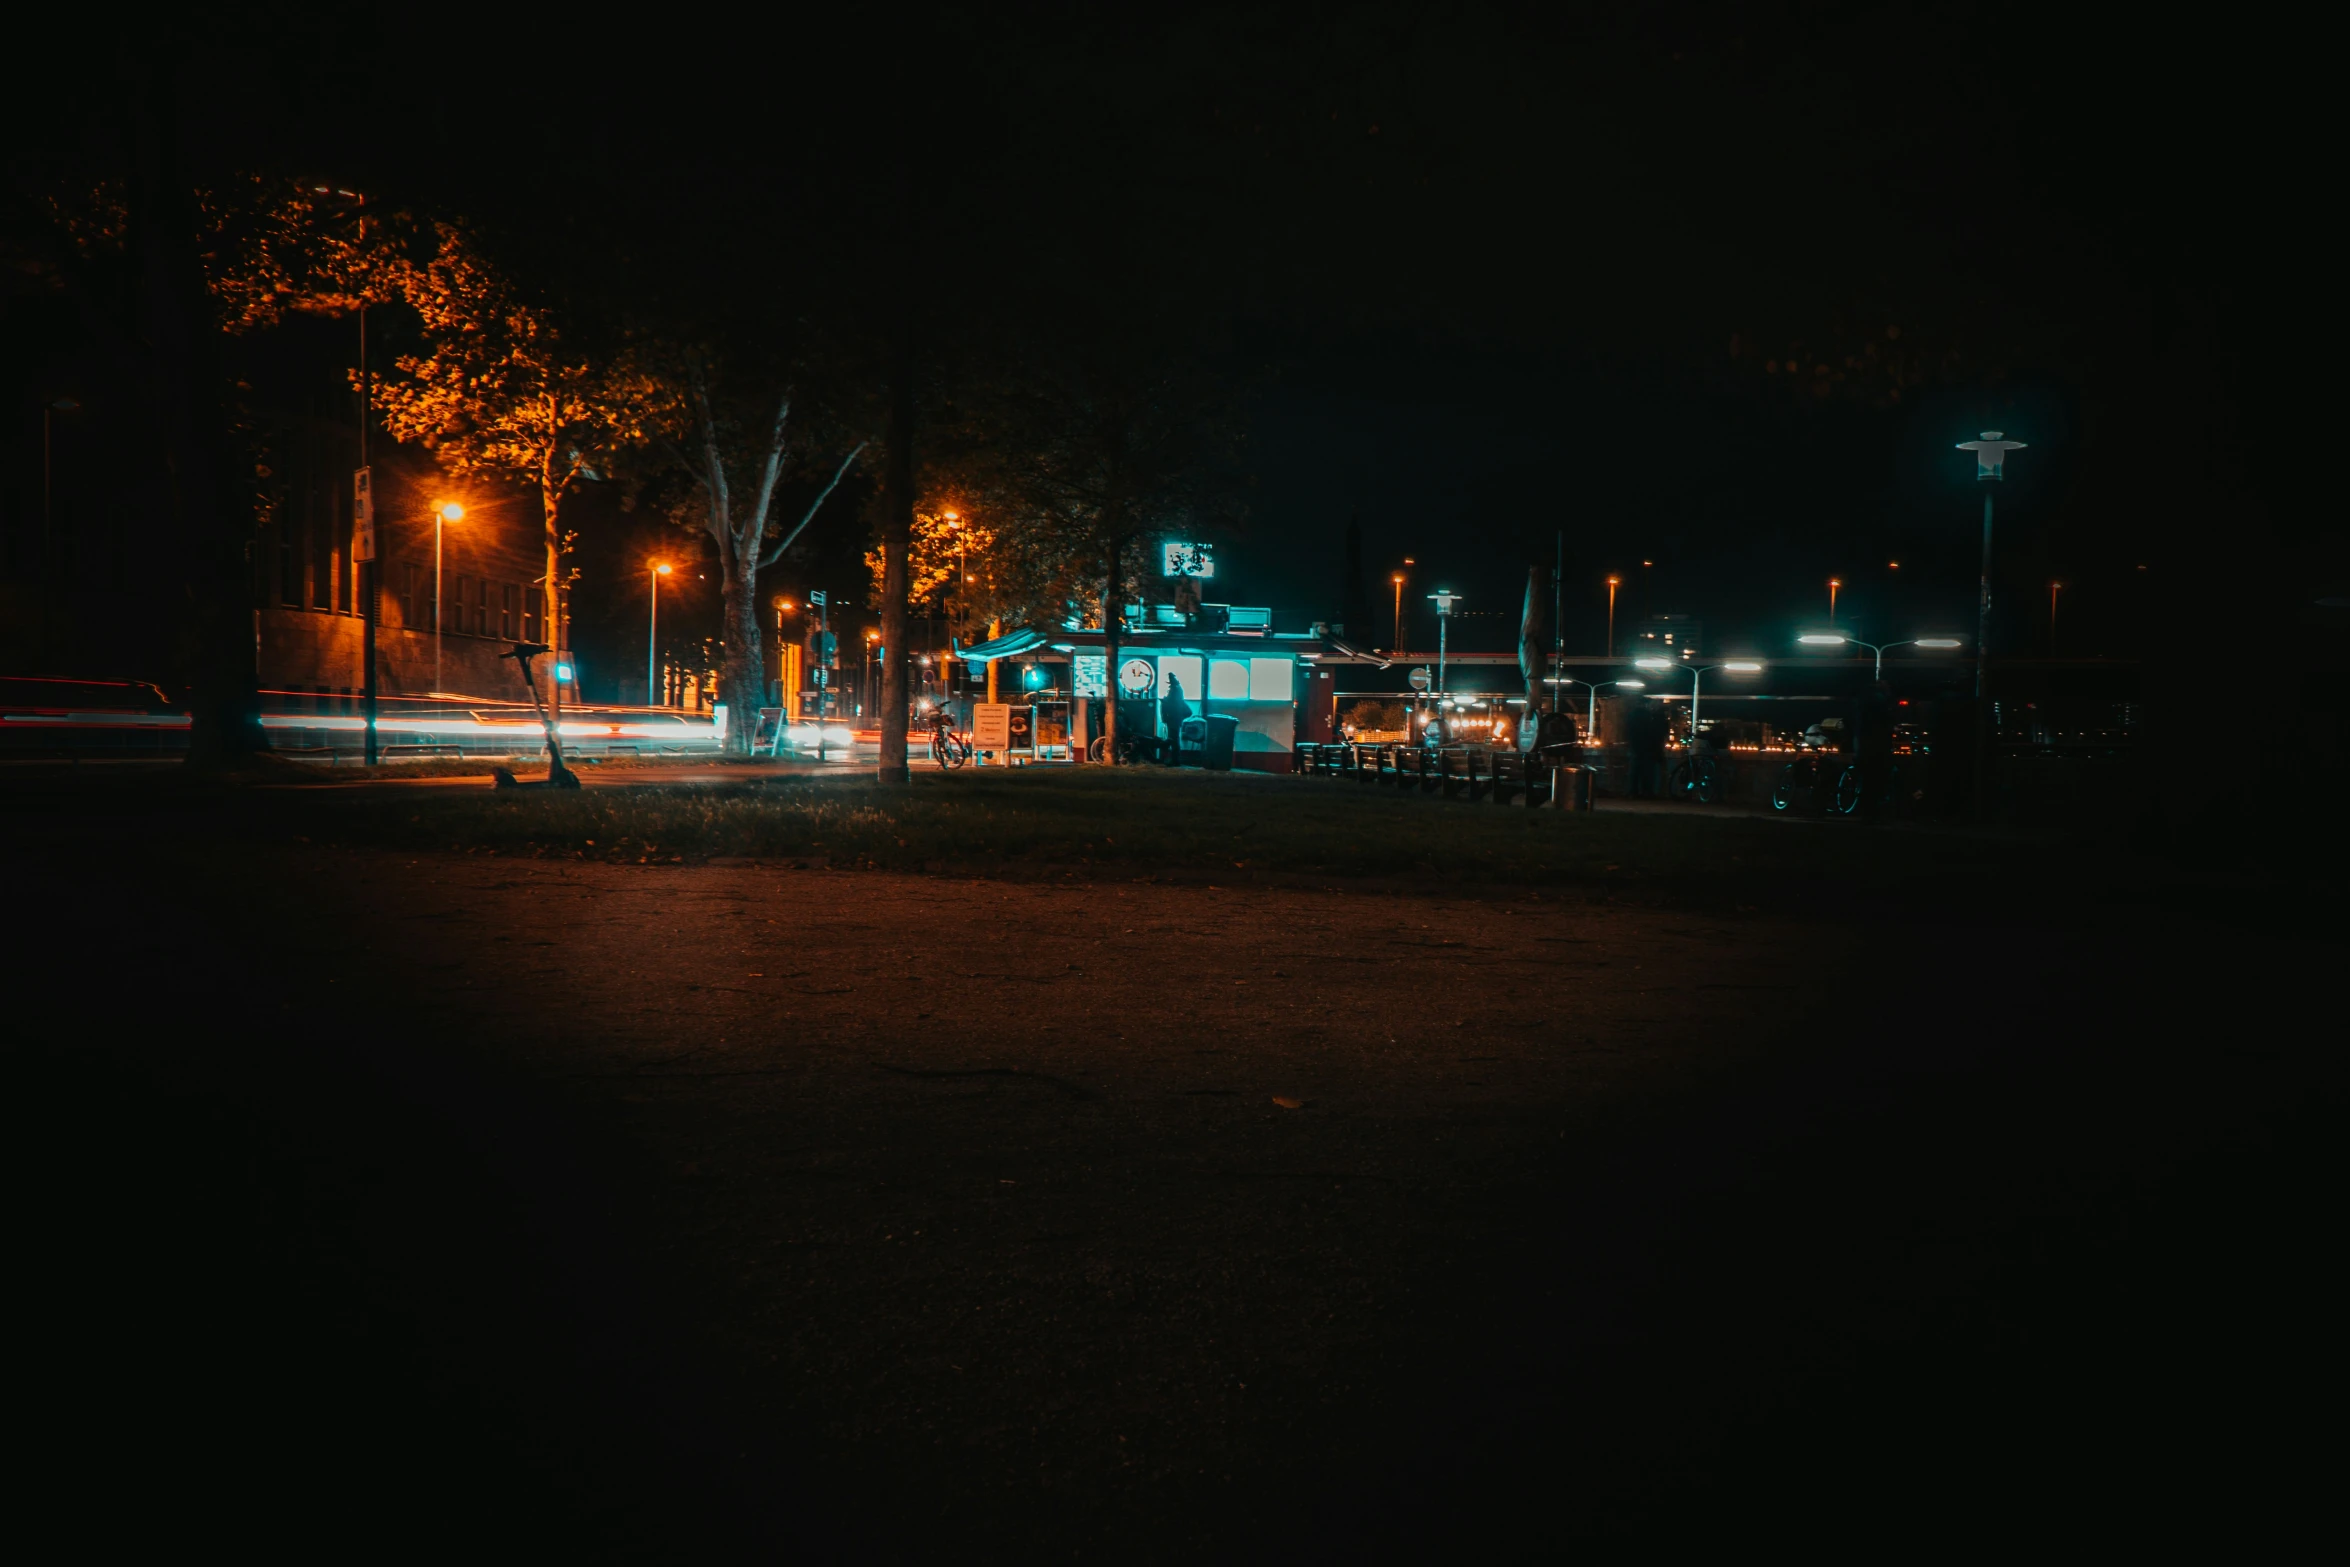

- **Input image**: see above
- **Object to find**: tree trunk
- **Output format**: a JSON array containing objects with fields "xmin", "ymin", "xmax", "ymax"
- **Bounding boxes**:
[
  {"xmin": 541, "ymin": 462, "xmax": 564, "ymax": 754},
  {"xmin": 721, "ymin": 548, "xmax": 762, "ymax": 758},
  {"xmin": 135, "ymin": 60, "xmax": 261, "ymax": 770},
  {"xmin": 877, "ymin": 324, "xmax": 914, "ymax": 784},
  {"xmin": 1100, "ymin": 531, "xmax": 1124, "ymax": 762}
]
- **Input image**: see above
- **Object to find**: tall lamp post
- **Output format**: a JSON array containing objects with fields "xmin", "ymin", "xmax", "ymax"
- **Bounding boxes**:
[
  {"xmin": 1635, "ymin": 656, "xmax": 1762, "ymax": 749},
  {"xmin": 1828, "ymin": 577, "xmax": 1843, "ymax": 622},
  {"xmin": 1427, "ymin": 588, "xmax": 1460, "ymax": 700},
  {"xmin": 1797, "ymin": 632, "xmax": 1965, "ymax": 679},
  {"xmin": 647, "ymin": 562, "xmax": 672, "ymax": 706},
  {"xmin": 1391, "ymin": 572, "xmax": 1406, "ymax": 651},
  {"xmin": 1606, "ymin": 574, "xmax": 1621, "ymax": 658},
  {"xmin": 1550, "ymin": 676, "xmax": 1646, "ymax": 739},
  {"xmin": 432, "ymin": 500, "xmax": 464, "ymax": 693},
  {"xmin": 2048, "ymin": 581, "xmax": 2063, "ymax": 655},
  {"xmin": 1956, "ymin": 431, "xmax": 2027, "ymax": 812}
]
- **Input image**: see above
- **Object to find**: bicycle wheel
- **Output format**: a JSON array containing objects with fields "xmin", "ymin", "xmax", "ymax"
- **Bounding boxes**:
[
  {"xmin": 1695, "ymin": 758, "xmax": 1724, "ymax": 805},
  {"xmin": 1088, "ymin": 735, "xmax": 1111, "ymax": 763},
  {"xmin": 1772, "ymin": 763, "xmax": 1803, "ymax": 812},
  {"xmin": 1668, "ymin": 760, "xmax": 1692, "ymax": 798},
  {"xmin": 1831, "ymin": 766, "xmax": 1862, "ymax": 815},
  {"xmin": 929, "ymin": 733, "xmax": 954, "ymax": 769}
]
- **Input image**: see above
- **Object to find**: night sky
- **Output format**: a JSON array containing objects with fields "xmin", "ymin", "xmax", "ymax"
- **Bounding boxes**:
[{"xmin": 7, "ymin": 5, "xmax": 2327, "ymax": 672}]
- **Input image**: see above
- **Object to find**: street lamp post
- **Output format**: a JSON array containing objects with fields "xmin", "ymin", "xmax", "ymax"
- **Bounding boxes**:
[
  {"xmin": 432, "ymin": 501, "xmax": 464, "ymax": 693},
  {"xmin": 1797, "ymin": 632, "xmax": 1966, "ymax": 680},
  {"xmin": 1635, "ymin": 657, "xmax": 1762, "ymax": 750},
  {"xmin": 1427, "ymin": 589, "xmax": 1460, "ymax": 700},
  {"xmin": 1828, "ymin": 577, "xmax": 1842, "ymax": 622},
  {"xmin": 1391, "ymin": 573, "xmax": 1406, "ymax": 651},
  {"xmin": 1956, "ymin": 431, "xmax": 2027, "ymax": 813},
  {"xmin": 2049, "ymin": 580, "xmax": 2063, "ymax": 655},
  {"xmin": 647, "ymin": 562, "xmax": 672, "ymax": 706},
  {"xmin": 1606, "ymin": 574, "xmax": 1620, "ymax": 658},
  {"xmin": 1551, "ymin": 677, "xmax": 1646, "ymax": 739}
]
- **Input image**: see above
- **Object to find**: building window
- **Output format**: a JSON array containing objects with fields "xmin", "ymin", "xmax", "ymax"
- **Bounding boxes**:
[
  {"xmin": 473, "ymin": 577, "xmax": 489, "ymax": 635},
  {"xmin": 452, "ymin": 575, "xmax": 471, "ymax": 635},
  {"xmin": 400, "ymin": 563, "xmax": 419, "ymax": 627},
  {"xmin": 524, "ymin": 587, "xmax": 541, "ymax": 643},
  {"xmin": 501, "ymin": 583, "xmax": 519, "ymax": 639}
]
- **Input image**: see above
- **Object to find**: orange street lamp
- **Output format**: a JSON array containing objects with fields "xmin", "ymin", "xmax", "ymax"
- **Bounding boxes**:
[
  {"xmin": 432, "ymin": 501, "xmax": 465, "ymax": 692},
  {"xmin": 648, "ymin": 563, "xmax": 674, "ymax": 706},
  {"xmin": 1606, "ymin": 574, "xmax": 1622, "ymax": 657},
  {"xmin": 1828, "ymin": 577, "xmax": 1843, "ymax": 621},
  {"xmin": 1391, "ymin": 573, "xmax": 1406, "ymax": 650},
  {"xmin": 2049, "ymin": 580, "xmax": 2063, "ymax": 655}
]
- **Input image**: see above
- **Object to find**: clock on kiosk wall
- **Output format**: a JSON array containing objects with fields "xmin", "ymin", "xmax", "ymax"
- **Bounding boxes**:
[{"xmin": 1117, "ymin": 657, "xmax": 1157, "ymax": 698}]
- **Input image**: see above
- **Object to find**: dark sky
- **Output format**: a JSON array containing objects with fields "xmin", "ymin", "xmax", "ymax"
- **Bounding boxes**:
[{"xmin": 12, "ymin": 4, "xmax": 2325, "ymax": 668}]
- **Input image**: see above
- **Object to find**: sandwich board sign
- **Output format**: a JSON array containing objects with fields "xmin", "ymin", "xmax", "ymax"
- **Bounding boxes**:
[{"xmin": 971, "ymin": 702, "xmax": 1012, "ymax": 750}]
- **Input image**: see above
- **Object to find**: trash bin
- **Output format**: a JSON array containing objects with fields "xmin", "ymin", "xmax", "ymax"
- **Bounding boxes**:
[
  {"xmin": 1203, "ymin": 714, "xmax": 1238, "ymax": 772},
  {"xmin": 1177, "ymin": 716, "xmax": 1207, "ymax": 766},
  {"xmin": 1551, "ymin": 764, "xmax": 1595, "ymax": 811}
]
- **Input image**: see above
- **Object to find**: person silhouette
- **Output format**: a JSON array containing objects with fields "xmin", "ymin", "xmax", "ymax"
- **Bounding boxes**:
[{"xmin": 1160, "ymin": 675, "xmax": 1193, "ymax": 765}]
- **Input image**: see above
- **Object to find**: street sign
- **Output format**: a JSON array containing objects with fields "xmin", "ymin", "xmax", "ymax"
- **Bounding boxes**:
[
  {"xmin": 1407, "ymin": 666, "xmax": 1431, "ymax": 691},
  {"xmin": 352, "ymin": 468, "xmax": 375, "ymax": 561},
  {"xmin": 809, "ymin": 590, "xmax": 827, "ymax": 607},
  {"xmin": 972, "ymin": 702, "xmax": 1012, "ymax": 749}
]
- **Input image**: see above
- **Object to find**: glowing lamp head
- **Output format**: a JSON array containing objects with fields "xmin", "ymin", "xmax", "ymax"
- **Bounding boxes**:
[
  {"xmin": 1915, "ymin": 638, "xmax": 1964, "ymax": 649},
  {"xmin": 1635, "ymin": 657, "xmax": 1672, "ymax": 672},
  {"xmin": 1957, "ymin": 430, "xmax": 2028, "ymax": 479},
  {"xmin": 436, "ymin": 501, "xmax": 464, "ymax": 522},
  {"xmin": 1799, "ymin": 633, "xmax": 1848, "ymax": 646},
  {"xmin": 1723, "ymin": 661, "xmax": 1764, "ymax": 674},
  {"xmin": 654, "ymin": 563, "xmax": 672, "ymax": 576},
  {"xmin": 1616, "ymin": 679, "xmax": 1646, "ymax": 690}
]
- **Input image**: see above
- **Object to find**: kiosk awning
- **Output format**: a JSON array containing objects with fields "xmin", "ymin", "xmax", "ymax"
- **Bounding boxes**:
[{"xmin": 955, "ymin": 629, "xmax": 1053, "ymax": 665}]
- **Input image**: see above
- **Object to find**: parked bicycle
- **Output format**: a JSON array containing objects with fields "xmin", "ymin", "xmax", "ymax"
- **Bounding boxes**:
[
  {"xmin": 1087, "ymin": 731, "xmax": 1148, "ymax": 765},
  {"xmin": 1667, "ymin": 749, "xmax": 1726, "ymax": 804},
  {"xmin": 926, "ymin": 708, "xmax": 973, "ymax": 769},
  {"xmin": 1772, "ymin": 754, "xmax": 1861, "ymax": 814}
]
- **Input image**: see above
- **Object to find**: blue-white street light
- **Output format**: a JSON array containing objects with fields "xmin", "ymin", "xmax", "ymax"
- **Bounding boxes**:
[
  {"xmin": 1635, "ymin": 656, "xmax": 1761, "ymax": 747},
  {"xmin": 1797, "ymin": 631, "xmax": 1966, "ymax": 679},
  {"xmin": 1546, "ymin": 676, "xmax": 1646, "ymax": 738},
  {"xmin": 1955, "ymin": 431, "xmax": 2026, "ymax": 699}
]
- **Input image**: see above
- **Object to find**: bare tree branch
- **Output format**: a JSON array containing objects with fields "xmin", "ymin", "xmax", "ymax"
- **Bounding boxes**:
[
  {"xmin": 760, "ymin": 440, "xmax": 869, "ymax": 568},
  {"xmin": 741, "ymin": 392, "xmax": 793, "ymax": 557}
]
